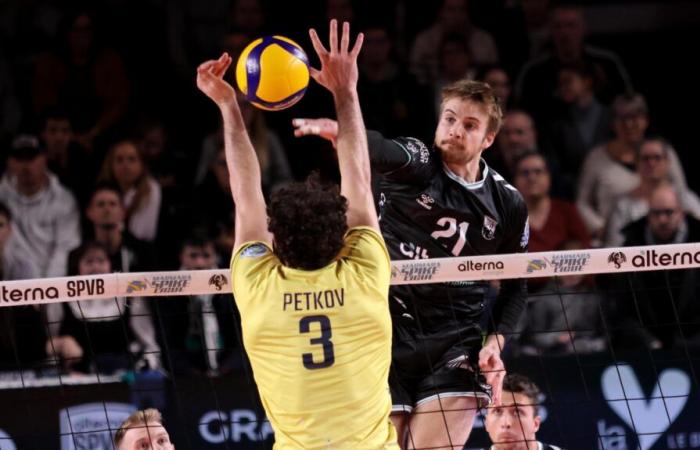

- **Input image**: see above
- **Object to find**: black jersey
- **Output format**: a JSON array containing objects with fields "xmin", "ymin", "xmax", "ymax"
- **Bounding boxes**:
[{"xmin": 368, "ymin": 132, "xmax": 529, "ymax": 334}]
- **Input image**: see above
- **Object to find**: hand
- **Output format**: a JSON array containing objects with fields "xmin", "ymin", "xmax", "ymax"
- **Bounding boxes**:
[
  {"xmin": 308, "ymin": 19, "xmax": 363, "ymax": 96},
  {"xmin": 292, "ymin": 118, "xmax": 338, "ymax": 146},
  {"xmin": 196, "ymin": 52, "xmax": 236, "ymax": 107},
  {"xmin": 479, "ymin": 344, "xmax": 506, "ymax": 406}
]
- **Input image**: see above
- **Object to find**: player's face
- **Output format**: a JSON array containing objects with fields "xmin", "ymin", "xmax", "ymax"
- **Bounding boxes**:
[
  {"xmin": 514, "ymin": 155, "xmax": 550, "ymax": 200},
  {"xmin": 435, "ymin": 98, "xmax": 495, "ymax": 166},
  {"xmin": 113, "ymin": 142, "xmax": 145, "ymax": 188},
  {"xmin": 78, "ymin": 248, "xmax": 111, "ymax": 275},
  {"xmin": 485, "ymin": 391, "xmax": 541, "ymax": 450},
  {"xmin": 638, "ymin": 140, "xmax": 668, "ymax": 182},
  {"xmin": 119, "ymin": 422, "xmax": 174, "ymax": 450}
]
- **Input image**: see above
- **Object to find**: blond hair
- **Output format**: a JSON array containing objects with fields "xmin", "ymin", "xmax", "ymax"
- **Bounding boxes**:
[
  {"xmin": 113, "ymin": 408, "xmax": 163, "ymax": 448},
  {"xmin": 441, "ymin": 79, "xmax": 503, "ymax": 134}
]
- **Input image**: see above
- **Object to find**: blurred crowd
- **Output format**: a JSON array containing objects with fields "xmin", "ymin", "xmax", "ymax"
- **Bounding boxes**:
[{"xmin": 1, "ymin": 0, "xmax": 698, "ymax": 376}]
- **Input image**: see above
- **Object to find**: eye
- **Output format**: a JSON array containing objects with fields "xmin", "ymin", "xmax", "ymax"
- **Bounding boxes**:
[{"xmin": 445, "ymin": 116, "xmax": 456, "ymax": 124}]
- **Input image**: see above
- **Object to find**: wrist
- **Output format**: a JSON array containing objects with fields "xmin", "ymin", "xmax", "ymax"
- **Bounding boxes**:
[{"xmin": 332, "ymin": 88, "xmax": 359, "ymax": 102}]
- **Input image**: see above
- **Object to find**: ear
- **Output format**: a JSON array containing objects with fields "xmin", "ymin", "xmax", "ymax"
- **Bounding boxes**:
[
  {"xmin": 533, "ymin": 414, "xmax": 541, "ymax": 432},
  {"xmin": 482, "ymin": 130, "xmax": 496, "ymax": 150}
]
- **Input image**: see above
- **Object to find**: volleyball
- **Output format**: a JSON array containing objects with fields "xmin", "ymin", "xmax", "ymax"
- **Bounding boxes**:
[{"xmin": 235, "ymin": 35, "xmax": 310, "ymax": 111}]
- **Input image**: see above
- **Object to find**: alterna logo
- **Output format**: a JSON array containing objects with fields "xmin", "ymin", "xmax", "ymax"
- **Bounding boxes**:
[
  {"xmin": 630, "ymin": 249, "xmax": 700, "ymax": 268},
  {"xmin": 0, "ymin": 429, "xmax": 16, "ymax": 450},
  {"xmin": 601, "ymin": 365, "xmax": 690, "ymax": 450},
  {"xmin": 60, "ymin": 402, "xmax": 136, "ymax": 450}
]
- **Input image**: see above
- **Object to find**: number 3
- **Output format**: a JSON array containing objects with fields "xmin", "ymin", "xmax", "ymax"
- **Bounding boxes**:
[{"xmin": 299, "ymin": 315, "xmax": 335, "ymax": 369}]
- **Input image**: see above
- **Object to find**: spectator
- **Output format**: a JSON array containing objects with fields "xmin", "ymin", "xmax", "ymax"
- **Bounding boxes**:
[
  {"xmin": 577, "ymin": 93, "xmax": 686, "ymax": 240},
  {"xmin": 47, "ymin": 241, "xmax": 161, "ymax": 373},
  {"xmin": 83, "ymin": 183, "xmax": 156, "ymax": 272},
  {"xmin": 196, "ymin": 92, "xmax": 292, "ymax": 197},
  {"xmin": 432, "ymin": 32, "xmax": 476, "ymax": 115},
  {"xmin": 114, "ymin": 408, "xmax": 174, "ymax": 450},
  {"xmin": 605, "ymin": 138, "xmax": 700, "ymax": 247},
  {"xmin": 98, "ymin": 139, "xmax": 163, "ymax": 242},
  {"xmin": 484, "ymin": 373, "xmax": 565, "ymax": 450},
  {"xmin": 32, "ymin": 9, "xmax": 130, "ymax": 150},
  {"xmin": 357, "ymin": 23, "xmax": 433, "ymax": 139},
  {"xmin": 0, "ymin": 134, "xmax": 81, "ymax": 277},
  {"xmin": 0, "ymin": 48, "xmax": 21, "ymax": 145},
  {"xmin": 611, "ymin": 184, "xmax": 700, "ymax": 350},
  {"xmin": 545, "ymin": 62, "xmax": 612, "ymax": 183},
  {"xmin": 158, "ymin": 235, "xmax": 241, "ymax": 375},
  {"xmin": 480, "ymin": 65, "xmax": 512, "ymax": 110},
  {"xmin": 39, "ymin": 106, "xmax": 97, "ymax": 206},
  {"xmin": 515, "ymin": 4, "xmax": 632, "ymax": 122},
  {"xmin": 409, "ymin": 0, "xmax": 498, "ymax": 85},
  {"xmin": 486, "ymin": 110, "xmax": 538, "ymax": 182},
  {"xmin": 134, "ymin": 115, "xmax": 188, "ymax": 192}
]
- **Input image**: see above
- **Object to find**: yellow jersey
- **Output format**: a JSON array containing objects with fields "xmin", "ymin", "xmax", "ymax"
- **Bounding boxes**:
[{"xmin": 231, "ymin": 227, "xmax": 398, "ymax": 450}]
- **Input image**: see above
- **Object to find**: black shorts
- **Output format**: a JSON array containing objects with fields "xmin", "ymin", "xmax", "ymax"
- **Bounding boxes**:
[{"xmin": 389, "ymin": 314, "xmax": 492, "ymax": 414}]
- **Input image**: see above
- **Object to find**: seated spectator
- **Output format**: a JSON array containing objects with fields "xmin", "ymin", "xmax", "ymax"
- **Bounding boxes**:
[
  {"xmin": 357, "ymin": 23, "xmax": 433, "ymax": 139},
  {"xmin": 487, "ymin": 110, "xmax": 538, "ymax": 182},
  {"xmin": 410, "ymin": 0, "xmax": 499, "ymax": 85},
  {"xmin": 479, "ymin": 65, "xmax": 512, "ymax": 110},
  {"xmin": 40, "ymin": 106, "xmax": 97, "ymax": 207},
  {"xmin": 484, "ymin": 373, "xmax": 565, "ymax": 450},
  {"xmin": 577, "ymin": 93, "xmax": 686, "ymax": 241},
  {"xmin": 114, "ymin": 408, "xmax": 174, "ymax": 450},
  {"xmin": 545, "ymin": 62, "xmax": 611, "ymax": 184},
  {"xmin": 32, "ymin": 9, "xmax": 130, "ymax": 150},
  {"xmin": 98, "ymin": 139, "xmax": 162, "ymax": 242},
  {"xmin": 515, "ymin": 4, "xmax": 631, "ymax": 122},
  {"xmin": 47, "ymin": 241, "xmax": 161, "ymax": 374},
  {"xmin": 432, "ymin": 32, "xmax": 476, "ymax": 115},
  {"xmin": 605, "ymin": 138, "xmax": 700, "ymax": 247},
  {"xmin": 196, "ymin": 92, "xmax": 292, "ymax": 197},
  {"xmin": 611, "ymin": 184, "xmax": 700, "ymax": 350},
  {"xmin": 0, "ymin": 201, "xmax": 82, "ymax": 373},
  {"xmin": 0, "ymin": 134, "xmax": 81, "ymax": 277},
  {"xmin": 158, "ymin": 235, "xmax": 241, "ymax": 375},
  {"xmin": 83, "ymin": 183, "xmax": 156, "ymax": 272}
]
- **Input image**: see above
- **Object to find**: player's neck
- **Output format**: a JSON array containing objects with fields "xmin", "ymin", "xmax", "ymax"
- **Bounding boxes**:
[{"xmin": 445, "ymin": 158, "xmax": 482, "ymax": 183}]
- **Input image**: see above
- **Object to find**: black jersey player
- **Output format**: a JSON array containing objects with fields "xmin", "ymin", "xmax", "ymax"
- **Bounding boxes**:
[{"xmin": 293, "ymin": 79, "xmax": 529, "ymax": 449}]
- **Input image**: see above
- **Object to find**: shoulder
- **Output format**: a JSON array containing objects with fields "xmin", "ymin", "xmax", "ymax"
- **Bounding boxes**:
[
  {"xmin": 488, "ymin": 166, "xmax": 526, "ymax": 211},
  {"xmin": 343, "ymin": 227, "xmax": 390, "ymax": 263},
  {"xmin": 392, "ymin": 136, "xmax": 433, "ymax": 163},
  {"xmin": 230, "ymin": 242, "xmax": 277, "ymax": 295},
  {"xmin": 621, "ymin": 216, "xmax": 647, "ymax": 244}
]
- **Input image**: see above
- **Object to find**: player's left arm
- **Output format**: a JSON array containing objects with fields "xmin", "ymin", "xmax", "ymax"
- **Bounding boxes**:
[
  {"xmin": 480, "ymin": 196, "xmax": 529, "ymax": 405},
  {"xmin": 196, "ymin": 53, "xmax": 272, "ymax": 252}
]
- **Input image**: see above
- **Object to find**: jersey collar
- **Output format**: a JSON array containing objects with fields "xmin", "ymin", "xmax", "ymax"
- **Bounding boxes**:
[{"xmin": 442, "ymin": 159, "xmax": 489, "ymax": 190}]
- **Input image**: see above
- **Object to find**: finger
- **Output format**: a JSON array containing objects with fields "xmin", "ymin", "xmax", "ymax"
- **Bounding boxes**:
[
  {"xmin": 215, "ymin": 54, "xmax": 233, "ymax": 77},
  {"xmin": 309, "ymin": 29, "xmax": 328, "ymax": 59},
  {"xmin": 329, "ymin": 18, "xmax": 338, "ymax": 53},
  {"xmin": 340, "ymin": 21, "xmax": 350, "ymax": 53},
  {"xmin": 309, "ymin": 66, "xmax": 321, "ymax": 81},
  {"xmin": 197, "ymin": 60, "xmax": 219, "ymax": 72},
  {"xmin": 350, "ymin": 32, "xmax": 364, "ymax": 58}
]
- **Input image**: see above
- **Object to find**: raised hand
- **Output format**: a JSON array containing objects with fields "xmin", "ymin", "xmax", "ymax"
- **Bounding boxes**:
[
  {"xmin": 196, "ymin": 52, "xmax": 236, "ymax": 107},
  {"xmin": 308, "ymin": 19, "xmax": 363, "ymax": 96},
  {"xmin": 292, "ymin": 118, "xmax": 338, "ymax": 146}
]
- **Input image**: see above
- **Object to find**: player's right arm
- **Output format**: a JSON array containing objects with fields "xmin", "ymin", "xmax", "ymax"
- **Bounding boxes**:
[
  {"xmin": 307, "ymin": 20, "xmax": 378, "ymax": 231},
  {"xmin": 196, "ymin": 53, "xmax": 272, "ymax": 252}
]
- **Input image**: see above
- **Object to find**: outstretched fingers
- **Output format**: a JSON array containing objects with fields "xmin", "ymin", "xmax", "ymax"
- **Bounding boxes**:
[
  {"xmin": 329, "ymin": 18, "xmax": 338, "ymax": 53},
  {"xmin": 350, "ymin": 32, "xmax": 364, "ymax": 58}
]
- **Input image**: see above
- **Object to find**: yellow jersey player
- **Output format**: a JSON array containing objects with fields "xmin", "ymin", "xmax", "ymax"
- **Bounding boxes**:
[{"xmin": 196, "ymin": 20, "xmax": 398, "ymax": 449}]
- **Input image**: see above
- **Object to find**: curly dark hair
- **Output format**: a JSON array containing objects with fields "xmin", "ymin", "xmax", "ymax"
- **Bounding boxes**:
[{"xmin": 267, "ymin": 175, "xmax": 348, "ymax": 270}]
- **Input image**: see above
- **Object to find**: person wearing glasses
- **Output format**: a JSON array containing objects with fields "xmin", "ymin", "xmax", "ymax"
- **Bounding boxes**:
[{"xmin": 612, "ymin": 183, "xmax": 700, "ymax": 350}]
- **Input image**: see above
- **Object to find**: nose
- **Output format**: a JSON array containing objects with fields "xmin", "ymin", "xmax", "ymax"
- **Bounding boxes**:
[{"xmin": 448, "ymin": 123, "xmax": 462, "ymax": 139}]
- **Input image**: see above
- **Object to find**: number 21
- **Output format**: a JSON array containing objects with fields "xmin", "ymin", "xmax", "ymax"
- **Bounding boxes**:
[{"xmin": 430, "ymin": 217, "xmax": 470, "ymax": 256}]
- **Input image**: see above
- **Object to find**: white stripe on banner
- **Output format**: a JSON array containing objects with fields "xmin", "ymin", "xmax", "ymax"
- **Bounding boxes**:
[{"xmin": 1, "ymin": 243, "xmax": 699, "ymax": 307}]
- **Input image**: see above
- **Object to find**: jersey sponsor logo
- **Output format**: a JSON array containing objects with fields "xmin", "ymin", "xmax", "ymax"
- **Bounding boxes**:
[
  {"xmin": 241, "ymin": 244, "xmax": 269, "ymax": 258},
  {"xmin": 482, "ymin": 216, "xmax": 497, "ymax": 240},
  {"xmin": 399, "ymin": 242, "xmax": 429, "ymax": 259},
  {"xmin": 208, "ymin": 274, "xmax": 228, "ymax": 291},
  {"xmin": 416, "ymin": 193, "xmax": 435, "ymax": 210},
  {"xmin": 394, "ymin": 261, "xmax": 440, "ymax": 281},
  {"xmin": 199, "ymin": 410, "xmax": 273, "ymax": 444},
  {"xmin": 520, "ymin": 218, "xmax": 530, "ymax": 249},
  {"xmin": 405, "ymin": 137, "xmax": 430, "ymax": 164},
  {"xmin": 607, "ymin": 251, "xmax": 627, "ymax": 269}
]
